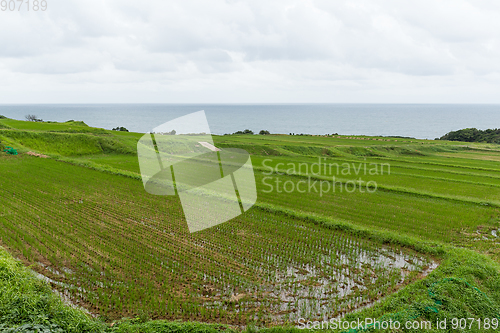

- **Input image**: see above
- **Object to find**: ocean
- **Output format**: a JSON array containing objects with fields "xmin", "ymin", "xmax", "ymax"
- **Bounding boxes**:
[{"xmin": 0, "ymin": 103, "xmax": 499, "ymax": 139}]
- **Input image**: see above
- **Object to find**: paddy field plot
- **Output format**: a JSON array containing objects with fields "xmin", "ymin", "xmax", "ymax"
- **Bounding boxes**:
[{"xmin": 0, "ymin": 155, "xmax": 434, "ymax": 325}]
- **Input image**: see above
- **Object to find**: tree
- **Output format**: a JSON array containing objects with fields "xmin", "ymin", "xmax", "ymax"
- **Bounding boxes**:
[
  {"xmin": 25, "ymin": 114, "xmax": 43, "ymax": 122},
  {"xmin": 439, "ymin": 128, "xmax": 500, "ymax": 143},
  {"xmin": 233, "ymin": 129, "xmax": 254, "ymax": 135},
  {"xmin": 259, "ymin": 130, "xmax": 271, "ymax": 135},
  {"xmin": 112, "ymin": 126, "xmax": 129, "ymax": 132}
]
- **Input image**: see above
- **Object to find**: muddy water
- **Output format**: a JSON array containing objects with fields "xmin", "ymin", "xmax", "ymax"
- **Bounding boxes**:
[{"xmin": 201, "ymin": 242, "xmax": 437, "ymax": 323}]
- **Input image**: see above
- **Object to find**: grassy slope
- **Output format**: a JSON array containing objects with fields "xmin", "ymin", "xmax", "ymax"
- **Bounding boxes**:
[
  {"xmin": 0, "ymin": 247, "xmax": 104, "ymax": 332},
  {"xmin": 1, "ymin": 118, "xmax": 500, "ymax": 332}
]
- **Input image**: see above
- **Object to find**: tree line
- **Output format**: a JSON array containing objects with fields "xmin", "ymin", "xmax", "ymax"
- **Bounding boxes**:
[{"xmin": 439, "ymin": 128, "xmax": 500, "ymax": 143}]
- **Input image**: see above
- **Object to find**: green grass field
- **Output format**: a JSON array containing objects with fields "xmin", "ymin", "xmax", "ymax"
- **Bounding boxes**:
[{"xmin": 1, "ymin": 117, "xmax": 500, "ymax": 332}]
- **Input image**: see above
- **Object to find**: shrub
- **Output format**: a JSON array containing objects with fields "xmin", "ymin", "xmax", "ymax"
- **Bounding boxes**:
[
  {"xmin": 112, "ymin": 127, "xmax": 129, "ymax": 132},
  {"xmin": 233, "ymin": 129, "xmax": 254, "ymax": 135}
]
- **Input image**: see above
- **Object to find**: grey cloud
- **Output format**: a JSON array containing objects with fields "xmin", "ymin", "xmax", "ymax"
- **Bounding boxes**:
[
  {"xmin": 1, "ymin": 0, "xmax": 500, "ymax": 102},
  {"xmin": 7, "ymin": 48, "xmax": 107, "ymax": 74}
]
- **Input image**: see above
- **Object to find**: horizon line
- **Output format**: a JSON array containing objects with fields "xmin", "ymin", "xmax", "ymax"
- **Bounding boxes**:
[{"xmin": 1, "ymin": 102, "xmax": 500, "ymax": 105}]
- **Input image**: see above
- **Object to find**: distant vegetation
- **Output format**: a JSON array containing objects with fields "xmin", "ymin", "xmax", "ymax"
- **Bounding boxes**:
[
  {"xmin": 232, "ymin": 129, "xmax": 254, "ymax": 135},
  {"xmin": 112, "ymin": 126, "xmax": 129, "ymax": 132},
  {"xmin": 387, "ymin": 135, "xmax": 416, "ymax": 139},
  {"xmin": 153, "ymin": 129, "xmax": 176, "ymax": 135},
  {"xmin": 439, "ymin": 128, "xmax": 500, "ymax": 143},
  {"xmin": 259, "ymin": 130, "xmax": 270, "ymax": 135},
  {"xmin": 25, "ymin": 114, "xmax": 43, "ymax": 122}
]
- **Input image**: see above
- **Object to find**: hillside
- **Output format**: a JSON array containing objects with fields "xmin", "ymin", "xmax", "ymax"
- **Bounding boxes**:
[{"xmin": 0, "ymin": 117, "xmax": 500, "ymax": 332}]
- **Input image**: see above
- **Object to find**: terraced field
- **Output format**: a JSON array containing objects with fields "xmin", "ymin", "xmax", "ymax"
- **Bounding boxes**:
[
  {"xmin": 0, "ymin": 155, "xmax": 436, "ymax": 325},
  {"xmin": 0, "ymin": 118, "xmax": 500, "ymax": 330},
  {"xmin": 71, "ymin": 134, "xmax": 500, "ymax": 257}
]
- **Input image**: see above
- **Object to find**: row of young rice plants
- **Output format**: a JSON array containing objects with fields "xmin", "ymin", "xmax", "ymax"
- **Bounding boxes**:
[
  {"xmin": 221, "ymin": 135, "xmax": 500, "ymax": 172},
  {"xmin": 76, "ymin": 148, "xmax": 500, "ymax": 203},
  {"xmin": 436, "ymin": 150, "xmax": 500, "ymax": 162},
  {"xmin": 66, "ymin": 138, "xmax": 500, "ymax": 270},
  {"xmin": 385, "ymin": 150, "xmax": 500, "ymax": 169},
  {"xmin": 251, "ymin": 152, "xmax": 500, "ymax": 182},
  {"xmin": 69, "ymin": 135, "xmax": 500, "ymax": 185},
  {"xmin": 0, "ymin": 155, "xmax": 435, "ymax": 326},
  {"xmin": 213, "ymin": 134, "xmax": 417, "ymax": 149},
  {"xmin": 0, "ymin": 156, "xmax": 195, "ymax": 320},
  {"xmin": 74, "ymin": 154, "xmax": 144, "ymax": 173},
  {"xmin": 248, "ymin": 148, "xmax": 500, "ymax": 181},
  {"xmin": 250, "ymin": 155, "xmax": 500, "ymax": 202},
  {"xmin": 253, "ymin": 171, "xmax": 498, "ymax": 244},
  {"xmin": 199, "ymin": 211, "xmax": 434, "ymax": 324},
  {"xmin": 67, "ymin": 141, "xmax": 500, "ymax": 263},
  {"xmin": 209, "ymin": 140, "xmax": 500, "ymax": 200},
  {"xmin": 368, "ymin": 152, "xmax": 500, "ymax": 173}
]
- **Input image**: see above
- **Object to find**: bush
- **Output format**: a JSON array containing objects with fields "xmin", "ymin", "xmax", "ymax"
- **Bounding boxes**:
[
  {"xmin": 112, "ymin": 127, "xmax": 129, "ymax": 132},
  {"xmin": 156, "ymin": 130, "xmax": 176, "ymax": 135},
  {"xmin": 233, "ymin": 129, "xmax": 254, "ymax": 135},
  {"xmin": 259, "ymin": 130, "xmax": 270, "ymax": 135}
]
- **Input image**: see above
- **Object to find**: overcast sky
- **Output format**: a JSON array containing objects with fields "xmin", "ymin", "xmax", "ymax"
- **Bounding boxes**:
[{"xmin": 1, "ymin": 0, "xmax": 500, "ymax": 103}]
